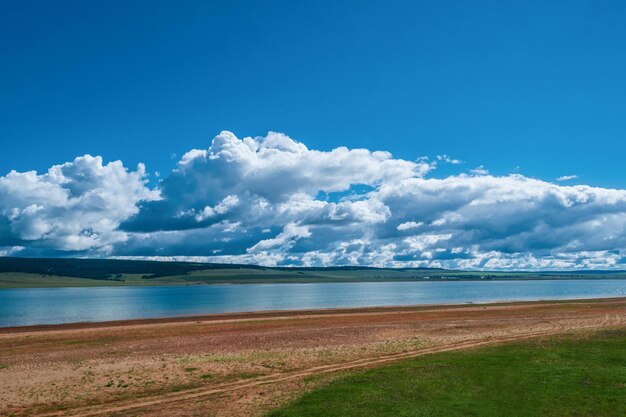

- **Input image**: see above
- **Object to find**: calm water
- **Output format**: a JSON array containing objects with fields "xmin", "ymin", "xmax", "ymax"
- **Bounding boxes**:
[{"xmin": 1, "ymin": 279, "xmax": 626, "ymax": 327}]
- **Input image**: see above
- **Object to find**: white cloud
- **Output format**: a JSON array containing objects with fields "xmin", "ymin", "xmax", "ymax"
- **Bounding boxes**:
[
  {"xmin": 0, "ymin": 155, "xmax": 156, "ymax": 253},
  {"xmin": 247, "ymin": 222, "xmax": 311, "ymax": 253},
  {"xmin": 397, "ymin": 221, "xmax": 424, "ymax": 231},
  {"xmin": 556, "ymin": 175, "xmax": 578, "ymax": 182},
  {"xmin": 470, "ymin": 165, "xmax": 489, "ymax": 175},
  {"xmin": 171, "ymin": 130, "xmax": 428, "ymax": 203},
  {"xmin": 194, "ymin": 195, "xmax": 240, "ymax": 222},
  {"xmin": 0, "ymin": 246, "xmax": 25, "ymax": 257},
  {"xmin": 436, "ymin": 154, "xmax": 463, "ymax": 164},
  {"xmin": 2, "ymin": 131, "xmax": 626, "ymax": 270}
]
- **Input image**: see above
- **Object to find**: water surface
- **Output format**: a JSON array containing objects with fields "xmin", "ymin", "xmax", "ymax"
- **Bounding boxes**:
[{"xmin": 1, "ymin": 279, "xmax": 625, "ymax": 327}]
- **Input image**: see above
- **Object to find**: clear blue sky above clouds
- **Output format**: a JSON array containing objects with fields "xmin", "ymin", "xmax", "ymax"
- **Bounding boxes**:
[{"xmin": 1, "ymin": 0, "xmax": 625, "ymax": 187}]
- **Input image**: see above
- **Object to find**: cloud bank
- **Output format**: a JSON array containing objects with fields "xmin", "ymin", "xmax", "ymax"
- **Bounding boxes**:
[{"xmin": 2, "ymin": 131, "xmax": 626, "ymax": 270}]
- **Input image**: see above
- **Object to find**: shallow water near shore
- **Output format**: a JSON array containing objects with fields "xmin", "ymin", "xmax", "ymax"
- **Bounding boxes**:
[{"xmin": 1, "ymin": 279, "xmax": 626, "ymax": 327}]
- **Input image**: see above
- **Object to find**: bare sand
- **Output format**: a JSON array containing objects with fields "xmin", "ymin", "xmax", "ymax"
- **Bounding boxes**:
[{"xmin": 1, "ymin": 298, "xmax": 625, "ymax": 417}]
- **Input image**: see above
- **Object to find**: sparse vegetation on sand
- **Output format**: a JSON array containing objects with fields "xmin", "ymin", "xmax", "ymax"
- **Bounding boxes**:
[{"xmin": 268, "ymin": 329, "xmax": 626, "ymax": 417}]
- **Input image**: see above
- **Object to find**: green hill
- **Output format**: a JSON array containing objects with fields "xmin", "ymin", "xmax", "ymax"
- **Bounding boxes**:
[{"xmin": 0, "ymin": 257, "xmax": 625, "ymax": 288}]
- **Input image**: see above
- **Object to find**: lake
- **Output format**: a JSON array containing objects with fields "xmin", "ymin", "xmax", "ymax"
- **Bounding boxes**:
[{"xmin": 1, "ymin": 279, "xmax": 626, "ymax": 327}]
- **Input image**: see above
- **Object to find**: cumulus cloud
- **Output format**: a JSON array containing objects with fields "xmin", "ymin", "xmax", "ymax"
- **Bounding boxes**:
[
  {"xmin": 2, "ymin": 131, "xmax": 626, "ymax": 270},
  {"xmin": 0, "ymin": 155, "xmax": 155, "ymax": 254},
  {"xmin": 397, "ymin": 221, "xmax": 424, "ymax": 231}
]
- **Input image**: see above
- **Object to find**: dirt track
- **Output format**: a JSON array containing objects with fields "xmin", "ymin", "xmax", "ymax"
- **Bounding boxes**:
[{"xmin": 1, "ymin": 298, "xmax": 626, "ymax": 417}]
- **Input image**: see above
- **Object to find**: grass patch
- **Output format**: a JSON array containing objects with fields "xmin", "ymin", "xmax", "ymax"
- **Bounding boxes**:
[
  {"xmin": 167, "ymin": 383, "xmax": 197, "ymax": 393},
  {"xmin": 236, "ymin": 372, "xmax": 264, "ymax": 379},
  {"xmin": 268, "ymin": 329, "xmax": 626, "ymax": 417}
]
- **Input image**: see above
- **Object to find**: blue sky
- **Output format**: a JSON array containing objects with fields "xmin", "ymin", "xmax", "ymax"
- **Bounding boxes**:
[
  {"xmin": 1, "ymin": 1, "xmax": 626, "ymax": 269},
  {"xmin": 2, "ymin": 1, "xmax": 625, "ymax": 186}
]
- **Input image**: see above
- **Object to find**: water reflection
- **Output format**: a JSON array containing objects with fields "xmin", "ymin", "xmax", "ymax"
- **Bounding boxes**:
[{"xmin": 1, "ymin": 279, "xmax": 625, "ymax": 327}]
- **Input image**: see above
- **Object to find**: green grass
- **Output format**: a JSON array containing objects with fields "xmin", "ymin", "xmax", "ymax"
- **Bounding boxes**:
[{"xmin": 268, "ymin": 329, "xmax": 626, "ymax": 417}]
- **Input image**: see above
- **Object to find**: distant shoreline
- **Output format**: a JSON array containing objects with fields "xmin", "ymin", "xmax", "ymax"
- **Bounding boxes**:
[
  {"xmin": 2, "ymin": 256, "xmax": 626, "ymax": 289},
  {"xmin": 3, "ymin": 271, "xmax": 626, "ymax": 289}
]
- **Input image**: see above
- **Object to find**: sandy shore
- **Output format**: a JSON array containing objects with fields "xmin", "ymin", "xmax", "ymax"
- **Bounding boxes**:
[{"xmin": 1, "ymin": 298, "xmax": 625, "ymax": 416}]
